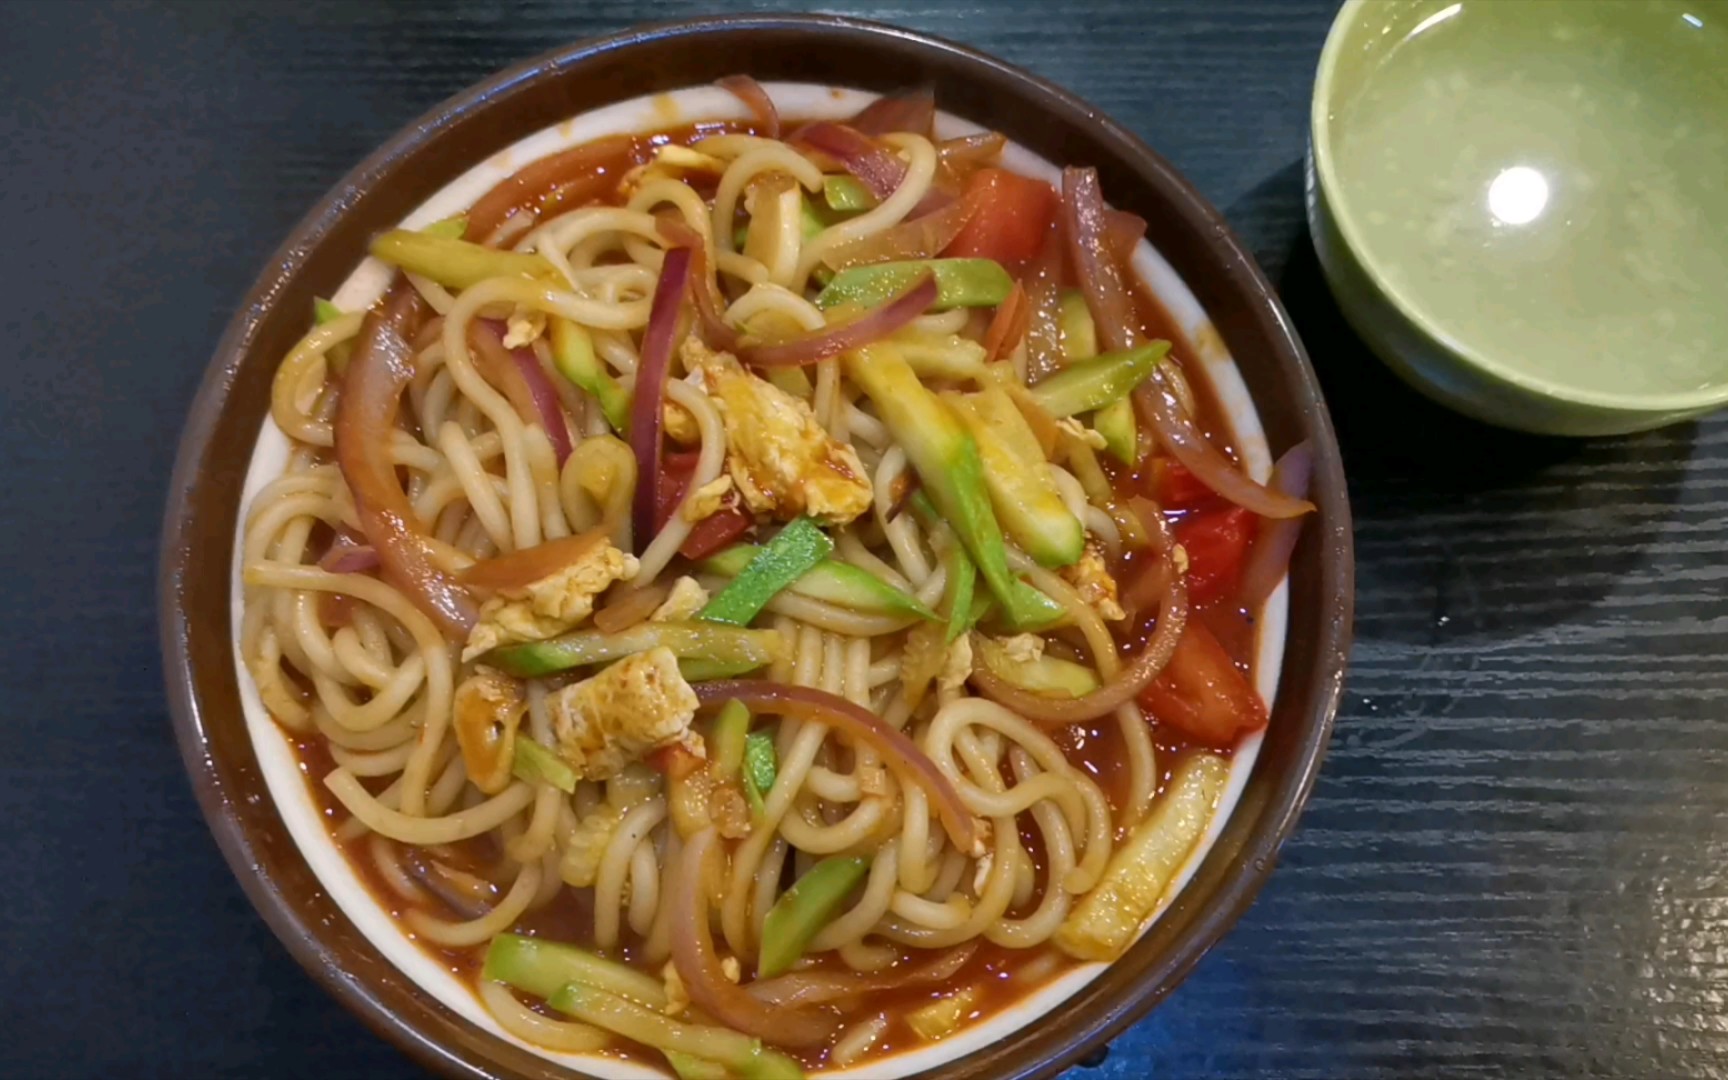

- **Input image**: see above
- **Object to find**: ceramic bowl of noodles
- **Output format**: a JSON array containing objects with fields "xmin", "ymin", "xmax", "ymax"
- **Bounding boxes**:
[{"xmin": 161, "ymin": 14, "xmax": 1353, "ymax": 1080}]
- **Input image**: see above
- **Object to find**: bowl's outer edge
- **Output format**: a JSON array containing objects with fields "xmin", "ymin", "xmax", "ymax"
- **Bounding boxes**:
[{"xmin": 159, "ymin": 14, "xmax": 1354, "ymax": 1080}]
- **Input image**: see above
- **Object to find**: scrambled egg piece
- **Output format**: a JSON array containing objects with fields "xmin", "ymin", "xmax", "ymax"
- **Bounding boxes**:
[
  {"xmin": 708, "ymin": 783, "xmax": 752, "ymax": 839},
  {"xmin": 682, "ymin": 339, "xmax": 871, "ymax": 525},
  {"xmin": 857, "ymin": 761, "xmax": 890, "ymax": 798},
  {"xmin": 503, "ymin": 306, "xmax": 546, "ymax": 349},
  {"xmin": 462, "ymin": 541, "xmax": 639, "ymax": 661},
  {"xmin": 451, "ymin": 667, "xmax": 526, "ymax": 795},
  {"xmin": 548, "ymin": 647, "xmax": 702, "ymax": 781},
  {"xmin": 650, "ymin": 576, "xmax": 710, "ymax": 622},
  {"xmin": 559, "ymin": 803, "xmax": 624, "ymax": 887},
  {"xmin": 1063, "ymin": 540, "xmax": 1126, "ymax": 622},
  {"xmin": 662, "ymin": 962, "xmax": 690, "ymax": 1017},
  {"xmin": 1000, "ymin": 634, "xmax": 1045, "ymax": 665},
  {"xmin": 664, "ymin": 400, "xmax": 700, "ymax": 445},
  {"xmin": 972, "ymin": 851, "xmax": 994, "ymax": 896},
  {"xmin": 937, "ymin": 632, "xmax": 975, "ymax": 699},
  {"xmin": 681, "ymin": 475, "xmax": 736, "ymax": 524},
  {"xmin": 1057, "ymin": 416, "xmax": 1108, "ymax": 451}
]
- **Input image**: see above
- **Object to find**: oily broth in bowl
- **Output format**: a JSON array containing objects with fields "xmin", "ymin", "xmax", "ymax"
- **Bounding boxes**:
[{"xmin": 230, "ymin": 81, "xmax": 1289, "ymax": 1078}]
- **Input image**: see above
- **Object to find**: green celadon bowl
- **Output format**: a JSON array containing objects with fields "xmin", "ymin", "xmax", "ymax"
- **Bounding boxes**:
[{"xmin": 1310, "ymin": 0, "xmax": 1728, "ymax": 435}]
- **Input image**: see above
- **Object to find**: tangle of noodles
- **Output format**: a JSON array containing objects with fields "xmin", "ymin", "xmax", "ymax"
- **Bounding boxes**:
[{"xmin": 239, "ymin": 83, "xmax": 1301, "ymax": 1077}]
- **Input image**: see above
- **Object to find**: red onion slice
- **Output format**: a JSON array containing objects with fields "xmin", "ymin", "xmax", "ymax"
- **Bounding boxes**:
[
  {"xmin": 937, "ymin": 131, "xmax": 1006, "ymax": 170},
  {"xmin": 795, "ymin": 122, "xmax": 906, "ymax": 201},
  {"xmin": 1103, "ymin": 208, "xmax": 1147, "ymax": 267},
  {"xmin": 717, "ymin": 75, "xmax": 779, "ymax": 138},
  {"xmin": 748, "ymin": 942, "xmax": 979, "ymax": 1008},
  {"xmin": 740, "ymin": 273, "xmax": 936, "ymax": 368},
  {"xmin": 319, "ymin": 537, "xmax": 381, "ymax": 575},
  {"xmin": 670, "ymin": 828, "xmax": 837, "ymax": 1047},
  {"xmin": 1022, "ymin": 217, "xmax": 1065, "ymax": 383},
  {"xmin": 822, "ymin": 196, "xmax": 975, "ymax": 270},
  {"xmin": 509, "ymin": 348, "xmax": 573, "ymax": 466},
  {"xmin": 847, "ymin": 89, "xmax": 935, "ymax": 137},
  {"xmin": 657, "ymin": 217, "xmax": 739, "ymax": 350},
  {"xmin": 630, "ymin": 246, "xmax": 692, "ymax": 551},
  {"xmin": 465, "ymin": 135, "xmax": 643, "ymax": 243},
  {"xmin": 1062, "ymin": 166, "xmax": 1138, "ymax": 354},
  {"xmin": 970, "ymin": 569, "xmax": 1189, "ymax": 726},
  {"xmin": 1134, "ymin": 381, "xmax": 1316, "ymax": 520},
  {"xmin": 334, "ymin": 286, "xmax": 477, "ymax": 638},
  {"xmin": 1239, "ymin": 442, "xmax": 1316, "ymax": 609},
  {"xmin": 459, "ymin": 528, "xmax": 608, "ymax": 593}
]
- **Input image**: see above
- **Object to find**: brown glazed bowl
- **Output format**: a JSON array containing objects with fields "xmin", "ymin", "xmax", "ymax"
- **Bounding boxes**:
[{"xmin": 159, "ymin": 14, "xmax": 1353, "ymax": 1080}]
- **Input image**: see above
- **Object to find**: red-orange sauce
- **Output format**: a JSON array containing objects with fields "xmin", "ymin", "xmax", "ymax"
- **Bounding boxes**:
[{"xmin": 280, "ymin": 119, "xmax": 1270, "ymax": 1073}]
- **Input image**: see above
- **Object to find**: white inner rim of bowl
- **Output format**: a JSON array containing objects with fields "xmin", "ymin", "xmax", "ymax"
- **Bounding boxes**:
[{"xmin": 228, "ymin": 81, "xmax": 1286, "ymax": 1079}]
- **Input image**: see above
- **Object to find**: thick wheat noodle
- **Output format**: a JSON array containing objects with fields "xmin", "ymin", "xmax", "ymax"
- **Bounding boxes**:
[
  {"xmin": 309, "ymin": 651, "xmax": 425, "ymax": 734},
  {"xmin": 1116, "ymin": 701, "xmax": 1158, "ymax": 824},
  {"xmin": 838, "ymin": 938, "xmax": 899, "ymax": 972},
  {"xmin": 330, "ymin": 739, "xmax": 417, "ymax": 777},
  {"xmin": 594, "ymin": 800, "xmax": 666, "ymax": 950},
  {"xmin": 477, "ymin": 980, "xmax": 610, "ymax": 1052},
  {"xmin": 244, "ymin": 563, "xmax": 454, "ymax": 815},
  {"xmin": 329, "ymin": 624, "xmax": 394, "ymax": 688},
  {"xmin": 405, "ymin": 271, "xmax": 457, "ymax": 315},
  {"xmin": 286, "ymin": 588, "xmax": 352, "ymax": 686},
  {"xmin": 759, "ymin": 591, "xmax": 916, "ymax": 636},
  {"xmin": 312, "ymin": 698, "xmax": 419, "ymax": 751},
  {"xmin": 724, "ymin": 281, "xmax": 826, "ymax": 333},
  {"xmin": 242, "ymin": 492, "xmax": 340, "ymax": 567},
  {"xmin": 520, "ymin": 425, "xmax": 569, "ymax": 541},
  {"xmin": 506, "ymin": 783, "xmax": 563, "ymax": 863},
  {"xmin": 635, "ymin": 380, "xmax": 725, "ymax": 585},
  {"xmin": 987, "ymin": 749, "xmax": 1079, "ymax": 947},
  {"xmin": 835, "ymin": 529, "xmax": 913, "ymax": 593},
  {"xmin": 795, "ymin": 133, "xmax": 937, "ymax": 284},
  {"xmin": 438, "ymin": 421, "xmax": 515, "ymax": 551},
  {"xmin": 710, "ymin": 144, "xmax": 825, "ymax": 259},
  {"xmin": 910, "ymin": 307, "xmax": 971, "ymax": 334},
  {"xmin": 927, "ymin": 698, "xmax": 1113, "ymax": 892},
  {"xmin": 406, "ymin": 860, "xmax": 542, "ymax": 947},
  {"xmin": 270, "ymin": 312, "xmax": 364, "ymax": 446},
  {"xmin": 368, "ymin": 833, "xmax": 425, "ymax": 903},
  {"xmin": 691, "ymin": 132, "xmax": 785, "ymax": 158},
  {"xmin": 627, "ymin": 841, "xmax": 659, "ymax": 936},
  {"xmin": 808, "ymin": 837, "xmax": 901, "ymax": 953},
  {"xmin": 891, "ymin": 889, "xmax": 970, "ymax": 930},
  {"xmin": 640, "ymin": 827, "xmax": 680, "ymax": 965},
  {"xmin": 1012, "ymin": 553, "xmax": 1120, "ymax": 678},
  {"xmin": 844, "ymin": 403, "xmax": 889, "ymax": 447},
  {"xmin": 326, "ymin": 769, "xmax": 533, "ymax": 844},
  {"xmin": 804, "ymin": 766, "xmax": 862, "ymax": 803}
]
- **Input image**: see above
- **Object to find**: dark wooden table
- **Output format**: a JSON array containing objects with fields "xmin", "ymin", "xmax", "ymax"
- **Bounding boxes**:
[{"xmin": 5, "ymin": 1, "xmax": 1723, "ymax": 1077}]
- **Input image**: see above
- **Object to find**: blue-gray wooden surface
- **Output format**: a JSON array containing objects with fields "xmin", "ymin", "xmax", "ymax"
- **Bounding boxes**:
[{"xmin": 4, "ymin": 1, "xmax": 1724, "ymax": 1077}]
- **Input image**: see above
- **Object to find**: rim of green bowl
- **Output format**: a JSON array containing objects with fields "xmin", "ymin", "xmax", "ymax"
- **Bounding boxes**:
[{"xmin": 1310, "ymin": 0, "xmax": 1728, "ymax": 417}]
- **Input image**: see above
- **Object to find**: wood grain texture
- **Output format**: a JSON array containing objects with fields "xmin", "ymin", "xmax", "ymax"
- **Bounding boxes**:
[{"xmin": 2, "ymin": 1, "xmax": 1722, "ymax": 1077}]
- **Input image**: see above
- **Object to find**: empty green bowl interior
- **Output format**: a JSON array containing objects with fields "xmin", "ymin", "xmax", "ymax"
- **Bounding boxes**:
[{"xmin": 1316, "ymin": 0, "xmax": 1728, "ymax": 409}]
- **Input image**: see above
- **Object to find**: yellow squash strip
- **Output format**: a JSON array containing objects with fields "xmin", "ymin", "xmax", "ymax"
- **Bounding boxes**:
[{"xmin": 1054, "ymin": 752, "xmax": 1228, "ymax": 961}]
